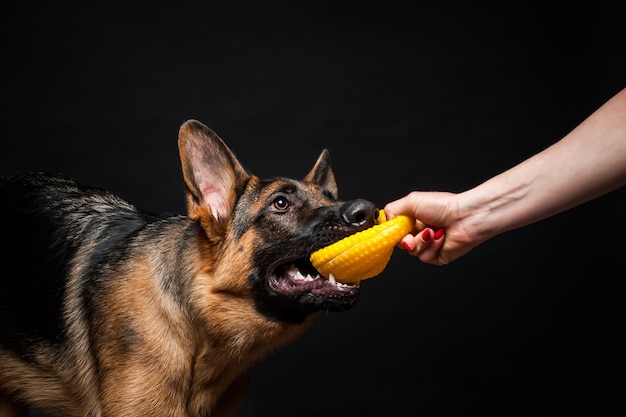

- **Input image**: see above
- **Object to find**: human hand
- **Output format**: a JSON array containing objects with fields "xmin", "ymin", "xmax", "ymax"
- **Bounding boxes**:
[{"xmin": 384, "ymin": 191, "xmax": 476, "ymax": 266}]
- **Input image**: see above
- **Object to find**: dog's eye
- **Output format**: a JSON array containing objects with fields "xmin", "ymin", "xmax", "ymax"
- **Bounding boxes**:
[{"xmin": 271, "ymin": 196, "xmax": 290, "ymax": 211}]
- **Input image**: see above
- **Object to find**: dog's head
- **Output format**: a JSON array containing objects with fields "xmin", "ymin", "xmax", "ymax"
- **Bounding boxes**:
[{"xmin": 178, "ymin": 120, "xmax": 377, "ymax": 323}]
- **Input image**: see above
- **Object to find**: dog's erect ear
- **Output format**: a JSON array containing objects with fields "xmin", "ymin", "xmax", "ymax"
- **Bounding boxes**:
[
  {"xmin": 304, "ymin": 149, "xmax": 338, "ymax": 199},
  {"xmin": 178, "ymin": 120, "xmax": 250, "ymax": 221}
]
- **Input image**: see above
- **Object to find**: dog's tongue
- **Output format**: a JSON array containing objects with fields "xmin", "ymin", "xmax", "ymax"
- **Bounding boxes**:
[{"xmin": 310, "ymin": 213, "xmax": 414, "ymax": 284}]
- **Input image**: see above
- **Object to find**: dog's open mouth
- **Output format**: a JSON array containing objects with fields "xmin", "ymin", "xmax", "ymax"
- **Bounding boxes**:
[{"xmin": 268, "ymin": 257, "xmax": 358, "ymax": 299}]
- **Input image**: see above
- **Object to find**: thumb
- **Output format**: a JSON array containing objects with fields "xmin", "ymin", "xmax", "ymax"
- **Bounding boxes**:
[
  {"xmin": 384, "ymin": 191, "xmax": 452, "ymax": 227},
  {"xmin": 384, "ymin": 191, "xmax": 428, "ymax": 218}
]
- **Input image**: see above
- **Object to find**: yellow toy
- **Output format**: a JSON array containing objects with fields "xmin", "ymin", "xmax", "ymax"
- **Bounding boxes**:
[{"xmin": 310, "ymin": 210, "xmax": 414, "ymax": 284}]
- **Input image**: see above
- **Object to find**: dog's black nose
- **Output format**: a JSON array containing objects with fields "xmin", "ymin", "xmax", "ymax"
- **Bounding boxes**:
[{"xmin": 340, "ymin": 199, "xmax": 377, "ymax": 228}]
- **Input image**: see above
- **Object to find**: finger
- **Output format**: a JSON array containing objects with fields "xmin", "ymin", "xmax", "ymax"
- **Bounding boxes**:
[
  {"xmin": 413, "ymin": 218, "xmax": 426, "ymax": 232},
  {"xmin": 419, "ymin": 229, "xmax": 447, "ymax": 265},
  {"xmin": 399, "ymin": 235, "xmax": 417, "ymax": 252},
  {"xmin": 418, "ymin": 243, "xmax": 443, "ymax": 264},
  {"xmin": 400, "ymin": 228, "xmax": 434, "ymax": 256}
]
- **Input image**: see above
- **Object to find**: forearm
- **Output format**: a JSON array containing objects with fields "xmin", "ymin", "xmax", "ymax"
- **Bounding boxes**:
[{"xmin": 459, "ymin": 88, "xmax": 626, "ymax": 243}]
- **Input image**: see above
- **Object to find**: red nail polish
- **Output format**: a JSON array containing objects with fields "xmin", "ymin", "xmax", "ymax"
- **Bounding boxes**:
[
  {"xmin": 422, "ymin": 229, "xmax": 432, "ymax": 242},
  {"xmin": 402, "ymin": 241, "xmax": 413, "ymax": 251},
  {"xmin": 434, "ymin": 228, "xmax": 445, "ymax": 240}
]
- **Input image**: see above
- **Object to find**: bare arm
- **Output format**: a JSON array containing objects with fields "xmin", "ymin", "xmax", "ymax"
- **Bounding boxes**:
[
  {"xmin": 385, "ymin": 87, "xmax": 626, "ymax": 265},
  {"xmin": 462, "ymin": 87, "xmax": 626, "ymax": 240}
]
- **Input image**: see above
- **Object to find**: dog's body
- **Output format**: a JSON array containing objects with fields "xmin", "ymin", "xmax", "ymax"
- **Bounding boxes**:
[{"xmin": 0, "ymin": 120, "xmax": 377, "ymax": 416}]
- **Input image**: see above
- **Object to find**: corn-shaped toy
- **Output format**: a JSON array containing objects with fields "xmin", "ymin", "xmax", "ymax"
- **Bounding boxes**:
[{"xmin": 310, "ymin": 211, "xmax": 414, "ymax": 284}]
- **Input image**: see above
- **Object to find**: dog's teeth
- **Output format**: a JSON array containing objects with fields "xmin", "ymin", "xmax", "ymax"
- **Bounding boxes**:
[
  {"xmin": 328, "ymin": 273, "xmax": 336, "ymax": 285},
  {"xmin": 287, "ymin": 265, "xmax": 319, "ymax": 282}
]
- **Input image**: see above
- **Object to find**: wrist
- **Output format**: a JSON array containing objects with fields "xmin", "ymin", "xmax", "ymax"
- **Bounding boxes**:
[{"xmin": 457, "ymin": 178, "xmax": 531, "ymax": 245}]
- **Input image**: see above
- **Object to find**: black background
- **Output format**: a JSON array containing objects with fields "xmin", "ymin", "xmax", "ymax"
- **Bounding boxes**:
[{"xmin": 2, "ymin": 2, "xmax": 625, "ymax": 416}]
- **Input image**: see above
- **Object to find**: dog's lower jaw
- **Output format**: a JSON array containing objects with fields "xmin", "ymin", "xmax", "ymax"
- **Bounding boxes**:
[{"xmin": 248, "ymin": 273, "xmax": 360, "ymax": 324}]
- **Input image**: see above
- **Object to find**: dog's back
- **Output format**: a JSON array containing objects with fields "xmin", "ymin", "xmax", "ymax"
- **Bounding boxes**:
[
  {"xmin": 0, "ymin": 173, "xmax": 173, "ymax": 415},
  {"xmin": 0, "ymin": 173, "xmax": 152, "ymax": 351}
]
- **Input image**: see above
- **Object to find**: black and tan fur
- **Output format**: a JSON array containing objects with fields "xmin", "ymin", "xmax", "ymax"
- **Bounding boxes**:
[{"xmin": 0, "ymin": 120, "xmax": 377, "ymax": 417}]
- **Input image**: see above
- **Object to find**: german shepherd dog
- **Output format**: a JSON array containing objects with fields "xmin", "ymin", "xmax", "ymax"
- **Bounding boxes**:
[{"xmin": 0, "ymin": 120, "xmax": 378, "ymax": 417}]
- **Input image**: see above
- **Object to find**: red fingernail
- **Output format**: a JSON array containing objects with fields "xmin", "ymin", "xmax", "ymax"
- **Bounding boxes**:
[
  {"xmin": 422, "ymin": 229, "xmax": 432, "ymax": 242},
  {"xmin": 402, "ymin": 241, "xmax": 413, "ymax": 251},
  {"xmin": 434, "ymin": 228, "xmax": 445, "ymax": 240}
]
